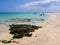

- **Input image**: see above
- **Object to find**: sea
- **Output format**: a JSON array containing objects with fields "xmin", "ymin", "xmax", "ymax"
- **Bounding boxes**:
[{"xmin": 0, "ymin": 12, "xmax": 52, "ymax": 25}]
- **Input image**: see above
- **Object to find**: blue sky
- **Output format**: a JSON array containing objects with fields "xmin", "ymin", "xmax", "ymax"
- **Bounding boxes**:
[{"xmin": 0, "ymin": 0, "xmax": 60, "ymax": 12}]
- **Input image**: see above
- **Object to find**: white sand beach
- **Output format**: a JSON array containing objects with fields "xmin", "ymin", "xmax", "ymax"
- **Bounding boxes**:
[{"xmin": 0, "ymin": 13, "xmax": 60, "ymax": 45}]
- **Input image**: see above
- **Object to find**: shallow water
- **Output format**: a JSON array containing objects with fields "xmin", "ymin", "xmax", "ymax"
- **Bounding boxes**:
[
  {"xmin": 0, "ymin": 12, "xmax": 51, "ymax": 25},
  {"xmin": 0, "ymin": 12, "xmax": 49, "ymax": 19}
]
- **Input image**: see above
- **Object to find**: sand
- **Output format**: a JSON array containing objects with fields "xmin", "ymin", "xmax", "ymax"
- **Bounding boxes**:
[{"xmin": 0, "ymin": 13, "xmax": 60, "ymax": 45}]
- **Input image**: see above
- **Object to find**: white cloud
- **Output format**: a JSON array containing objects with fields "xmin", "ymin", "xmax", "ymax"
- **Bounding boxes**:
[
  {"xmin": 19, "ymin": 0, "xmax": 59, "ymax": 8},
  {"xmin": 17, "ymin": 0, "xmax": 60, "ymax": 12}
]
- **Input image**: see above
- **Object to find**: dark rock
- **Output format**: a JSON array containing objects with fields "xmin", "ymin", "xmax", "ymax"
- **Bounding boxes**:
[
  {"xmin": 1, "ymin": 40, "xmax": 11, "ymax": 44},
  {"xmin": 25, "ymin": 33, "xmax": 32, "ymax": 37},
  {"xmin": 40, "ymin": 19, "xmax": 44, "ymax": 21},
  {"xmin": 9, "ymin": 24, "xmax": 40, "ymax": 39},
  {"xmin": 27, "ymin": 19, "xmax": 31, "ymax": 22},
  {"xmin": 2, "ymin": 40, "xmax": 7, "ymax": 44}
]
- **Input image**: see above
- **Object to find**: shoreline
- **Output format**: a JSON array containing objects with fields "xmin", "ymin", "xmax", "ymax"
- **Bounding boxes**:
[
  {"xmin": 0, "ymin": 13, "xmax": 60, "ymax": 45},
  {"xmin": 0, "ymin": 13, "xmax": 51, "ymax": 25}
]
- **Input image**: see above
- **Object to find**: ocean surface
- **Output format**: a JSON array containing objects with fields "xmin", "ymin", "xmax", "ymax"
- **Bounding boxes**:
[{"xmin": 0, "ymin": 12, "xmax": 51, "ymax": 25}]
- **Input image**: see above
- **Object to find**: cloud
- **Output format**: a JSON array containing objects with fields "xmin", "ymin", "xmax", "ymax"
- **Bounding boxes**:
[
  {"xmin": 19, "ymin": 0, "xmax": 60, "ymax": 7},
  {"xmin": 17, "ymin": 0, "xmax": 60, "ymax": 12}
]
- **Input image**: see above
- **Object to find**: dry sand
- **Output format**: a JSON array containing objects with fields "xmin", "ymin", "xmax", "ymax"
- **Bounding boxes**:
[{"xmin": 0, "ymin": 13, "xmax": 60, "ymax": 45}]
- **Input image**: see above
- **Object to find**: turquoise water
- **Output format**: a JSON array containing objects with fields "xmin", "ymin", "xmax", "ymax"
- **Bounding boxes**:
[
  {"xmin": 0, "ymin": 12, "xmax": 49, "ymax": 19},
  {"xmin": 0, "ymin": 12, "xmax": 51, "ymax": 24}
]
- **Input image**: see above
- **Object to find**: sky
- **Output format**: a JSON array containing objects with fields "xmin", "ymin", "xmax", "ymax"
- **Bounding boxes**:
[{"xmin": 0, "ymin": 0, "xmax": 60, "ymax": 12}]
